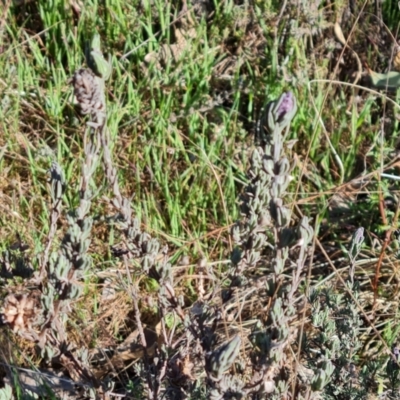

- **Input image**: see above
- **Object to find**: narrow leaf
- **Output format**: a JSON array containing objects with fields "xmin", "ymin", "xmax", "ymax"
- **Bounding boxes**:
[{"xmin": 367, "ymin": 68, "xmax": 400, "ymax": 90}]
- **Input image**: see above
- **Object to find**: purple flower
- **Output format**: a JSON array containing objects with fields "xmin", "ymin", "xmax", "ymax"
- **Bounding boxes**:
[
  {"xmin": 275, "ymin": 91, "xmax": 296, "ymax": 123},
  {"xmin": 262, "ymin": 91, "xmax": 297, "ymax": 135}
]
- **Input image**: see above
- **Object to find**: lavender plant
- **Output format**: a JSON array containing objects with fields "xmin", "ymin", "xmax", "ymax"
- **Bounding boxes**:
[
  {"xmin": 37, "ymin": 33, "xmax": 108, "ymax": 357},
  {"xmin": 305, "ymin": 228, "xmax": 400, "ymax": 399},
  {"xmin": 0, "ymin": 75, "xmax": 323, "ymax": 399},
  {"xmin": 86, "ymin": 33, "xmax": 189, "ymax": 399},
  {"xmin": 0, "ymin": 33, "xmax": 111, "ymax": 392},
  {"xmin": 229, "ymin": 91, "xmax": 316, "ymax": 397},
  {"xmin": 307, "ymin": 285, "xmax": 362, "ymax": 398}
]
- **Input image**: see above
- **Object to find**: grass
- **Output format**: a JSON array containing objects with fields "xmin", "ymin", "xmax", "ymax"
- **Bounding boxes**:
[{"xmin": 2, "ymin": 0, "xmax": 400, "ymax": 398}]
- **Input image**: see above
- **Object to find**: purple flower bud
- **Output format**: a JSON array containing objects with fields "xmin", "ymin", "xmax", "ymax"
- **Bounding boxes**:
[
  {"xmin": 262, "ymin": 91, "xmax": 297, "ymax": 136},
  {"xmin": 275, "ymin": 91, "xmax": 296, "ymax": 123}
]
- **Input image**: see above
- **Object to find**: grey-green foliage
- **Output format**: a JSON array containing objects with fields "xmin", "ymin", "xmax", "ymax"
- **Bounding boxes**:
[
  {"xmin": 208, "ymin": 375, "xmax": 246, "ymax": 400},
  {"xmin": 302, "ymin": 228, "xmax": 397, "ymax": 399},
  {"xmin": 39, "ymin": 160, "xmax": 95, "ymax": 348},
  {"xmin": 208, "ymin": 335, "xmax": 241, "ymax": 381},
  {"xmin": 37, "ymin": 33, "xmax": 109, "ymax": 358},
  {"xmin": 230, "ymin": 92, "xmax": 315, "ymax": 396},
  {"xmin": 88, "ymin": 31, "xmax": 187, "ymax": 396},
  {"xmin": 368, "ymin": 69, "xmax": 400, "ymax": 90},
  {"xmin": 232, "ymin": 92, "xmax": 311, "ymax": 278},
  {"xmin": 206, "ymin": 336, "xmax": 244, "ymax": 400},
  {"xmin": 0, "ymin": 384, "xmax": 13, "ymax": 400},
  {"xmin": 307, "ymin": 283, "xmax": 366, "ymax": 398},
  {"xmin": 85, "ymin": 33, "xmax": 112, "ymax": 81}
]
